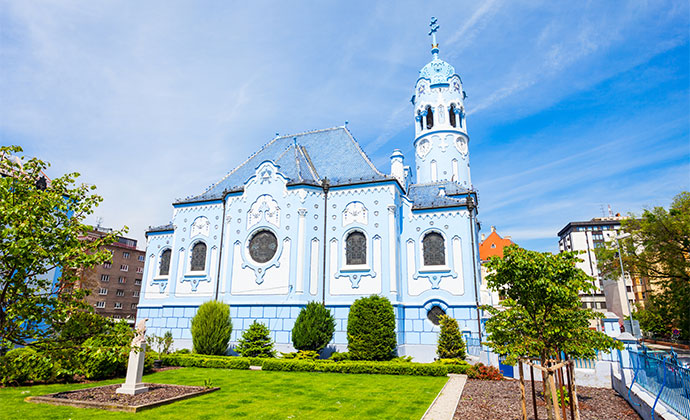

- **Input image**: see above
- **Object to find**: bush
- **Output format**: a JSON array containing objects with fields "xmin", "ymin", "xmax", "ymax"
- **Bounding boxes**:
[
  {"xmin": 467, "ymin": 363, "xmax": 503, "ymax": 380},
  {"xmin": 347, "ymin": 295, "xmax": 396, "ymax": 361},
  {"xmin": 437, "ymin": 314, "xmax": 466, "ymax": 359},
  {"xmin": 147, "ymin": 331, "xmax": 174, "ymax": 359},
  {"xmin": 291, "ymin": 302, "xmax": 336, "ymax": 352},
  {"xmin": 191, "ymin": 301, "xmax": 233, "ymax": 355},
  {"xmin": 281, "ymin": 350, "xmax": 320, "ymax": 360},
  {"xmin": 261, "ymin": 359, "xmax": 447, "ymax": 376},
  {"xmin": 436, "ymin": 358, "xmax": 472, "ymax": 374},
  {"xmin": 0, "ymin": 347, "xmax": 56, "ymax": 385},
  {"xmin": 162, "ymin": 353, "xmax": 250, "ymax": 370},
  {"xmin": 329, "ymin": 351, "xmax": 350, "ymax": 362},
  {"xmin": 78, "ymin": 321, "xmax": 133, "ymax": 380},
  {"xmin": 235, "ymin": 321, "xmax": 275, "ymax": 358}
]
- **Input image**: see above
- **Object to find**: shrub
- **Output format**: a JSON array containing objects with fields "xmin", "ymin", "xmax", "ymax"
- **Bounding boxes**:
[
  {"xmin": 261, "ymin": 359, "xmax": 447, "ymax": 376},
  {"xmin": 78, "ymin": 321, "xmax": 133, "ymax": 380},
  {"xmin": 162, "ymin": 353, "xmax": 250, "ymax": 370},
  {"xmin": 347, "ymin": 295, "xmax": 396, "ymax": 361},
  {"xmin": 329, "ymin": 351, "xmax": 350, "ymax": 362},
  {"xmin": 191, "ymin": 300, "xmax": 233, "ymax": 355},
  {"xmin": 467, "ymin": 363, "xmax": 503, "ymax": 380},
  {"xmin": 281, "ymin": 350, "xmax": 320, "ymax": 360},
  {"xmin": 291, "ymin": 302, "xmax": 336, "ymax": 352},
  {"xmin": 147, "ymin": 331, "xmax": 174, "ymax": 359},
  {"xmin": 436, "ymin": 314, "xmax": 466, "ymax": 359},
  {"xmin": 436, "ymin": 358, "xmax": 471, "ymax": 374},
  {"xmin": 235, "ymin": 321, "xmax": 275, "ymax": 358},
  {"xmin": 0, "ymin": 347, "xmax": 55, "ymax": 385}
]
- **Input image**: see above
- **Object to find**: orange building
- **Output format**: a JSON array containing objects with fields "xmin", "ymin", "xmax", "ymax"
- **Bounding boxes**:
[{"xmin": 479, "ymin": 226, "xmax": 514, "ymax": 261}]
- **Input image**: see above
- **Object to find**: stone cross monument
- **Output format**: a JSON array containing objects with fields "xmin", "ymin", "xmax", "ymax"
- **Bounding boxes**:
[{"xmin": 116, "ymin": 318, "xmax": 149, "ymax": 395}]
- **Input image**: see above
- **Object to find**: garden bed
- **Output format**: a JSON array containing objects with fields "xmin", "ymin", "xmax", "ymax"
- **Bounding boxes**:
[
  {"xmin": 26, "ymin": 383, "xmax": 219, "ymax": 413},
  {"xmin": 454, "ymin": 379, "xmax": 641, "ymax": 420}
]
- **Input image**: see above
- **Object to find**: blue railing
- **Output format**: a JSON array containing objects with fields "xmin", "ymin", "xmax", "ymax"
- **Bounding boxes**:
[
  {"xmin": 626, "ymin": 347, "xmax": 690, "ymax": 419},
  {"xmin": 466, "ymin": 337, "xmax": 481, "ymax": 356}
]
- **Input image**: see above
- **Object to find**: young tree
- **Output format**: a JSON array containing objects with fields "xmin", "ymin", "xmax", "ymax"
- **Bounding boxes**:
[
  {"xmin": 235, "ymin": 321, "xmax": 276, "ymax": 358},
  {"xmin": 190, "ymin": 300, "xmax": 232, "ymax": 355},
  {"xmin": 436, "ymin": 314, "xmax": 466, "ymax": 360},
  {"xmin": 596, "ymin": 191, "xmax": 690, "ymax": 339},
  {"xmin": 292, "ymin": 301, "xmax": 336, "ymax": 353},
  {"xmin": 0, "ymin": 146, "xmax": 119, "ymax": 349},
  {"xmin": 483, "ymin": 245, "xmax": 622, "ymax": 420}
]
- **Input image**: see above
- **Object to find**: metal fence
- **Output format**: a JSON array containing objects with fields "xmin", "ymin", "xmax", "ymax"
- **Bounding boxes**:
[{"xmin": 626, "ymin": 346, "xmax": 690, "ymax": 419}]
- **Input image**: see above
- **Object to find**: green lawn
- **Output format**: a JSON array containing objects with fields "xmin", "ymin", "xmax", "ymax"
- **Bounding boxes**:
[{"xmin": 0, "ymin": 368, "xmax": 447, "ymax": 419}]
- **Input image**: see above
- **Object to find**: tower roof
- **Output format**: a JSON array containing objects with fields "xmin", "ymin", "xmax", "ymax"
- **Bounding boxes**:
[{"xmin": 419, "ymin": 58, "xmax": 456, "ymax": 86}]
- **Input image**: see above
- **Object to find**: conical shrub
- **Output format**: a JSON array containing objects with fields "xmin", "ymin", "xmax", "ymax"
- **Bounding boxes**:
[
  {"xmin": 292, "ymin": 302, "xmax": 336, "ymax": 352},
  {"xmin": 190, "ymin": 300, "xmax": 232, "ymax": 355},
  {"xmin": 347, "ymin": 295, "xmax": 396, "ymax": 361}
]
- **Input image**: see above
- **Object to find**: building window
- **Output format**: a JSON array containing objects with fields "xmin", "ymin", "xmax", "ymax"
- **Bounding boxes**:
[
  {"xmin": 120, "ymin": 264, "xmax": 128, "ymax": 271},
  {"xmin": 133, "ymin": 291, "xmax": 140, "ymax": 297},
  {"xmin": 114, "ymin": 302, "xmax": 122, "ymax": 309},
  {"xmin": 190, "ymin": 242, "xmax": 208, "ymax": 271},
  {"xmin": 113, "ymin": 315, "xmax": 121, "ymax": 319},
  {"xmin": 116, "ymin": 289, "xmax": 124, "ymax": 297},
  {"xmin": 138, "ymin": 255, "xmax": 145, "ymax": 262},
  {"xmin": 131, "ymin": 303, "xmax": 137, "ymax": 310},
  {"xmin": 427, "ymin": 306, "xmax": 446, "ymax": 325},
  {"xmin": 118, "ymin": 276, "xmax": 126, "ymax": 284},
  {"xmin": 134, "ymin": 279, "xmax": 142, "ymax": 286},
  {"xmin": 136, "ymin": 267, "xmax": 143, "ymax": 274},
  {"xmin": 345, "ymin": 231, "xmax": 367, "ymax": 265},
  {"xmin": 449, "ymin": 104, "xmax": 457, "ymax": 127},
  {"xmin": 425, "ymin": 105, "xmax": 434, "ymax": 129},
  {"xmin": 101, "ymin": 274, "xmax": 109, "ymax": 282},
  {"xmin": 123, "ymin": 251, "xmax": 130, "ymax": 259},
  {"xmin": 423, "ymin": 232, "xmax": 445, "ymax": 266},
  {"xmin": 159, "ymin": 249, "xmax": 171, "ymax": 276},
  {"xmin": 103, "ymin": 262, "xmax": 112, "ymax": 269},
  {"xmin": 98, "ymin": 288, "xmax": 108, "ymax": 295},
  {"xmin": 248, "ymin": 231, "xmax": 278, "ymax": 264},
  {"xmin": 96, "ymin": 301, "xmax": 105, "ymax": 309}
]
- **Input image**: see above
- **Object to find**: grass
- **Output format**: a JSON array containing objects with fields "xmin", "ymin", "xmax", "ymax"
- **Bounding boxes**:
[{"xmin": 0, "ymin": 367, "xmax": 448, "ymax": 419}]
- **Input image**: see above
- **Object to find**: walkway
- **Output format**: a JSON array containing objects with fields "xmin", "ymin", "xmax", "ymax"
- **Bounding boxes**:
[{"xmin": 421, "ymin": 374, "xmax": 467, "ymax": 420}]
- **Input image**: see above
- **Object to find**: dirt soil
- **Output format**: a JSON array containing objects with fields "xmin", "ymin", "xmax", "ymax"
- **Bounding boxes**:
[
  {"xmin": 51, "ymin": 383, "xmax": 206, "ymax": 406},
  {"xmin": 454, "ymin": 379, "xmax": 641, "ymax": 420}
]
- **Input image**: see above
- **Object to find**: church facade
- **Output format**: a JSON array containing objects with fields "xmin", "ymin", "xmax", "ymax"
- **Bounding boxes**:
[{"xmin": 137, "ymin": 25, "xmax": 483, "ymax": 362}]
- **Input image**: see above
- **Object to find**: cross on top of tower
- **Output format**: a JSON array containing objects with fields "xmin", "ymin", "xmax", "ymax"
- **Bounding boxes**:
[{"xmin": 429, "ymin": 17, "xmax": 440, "ymax": 58}]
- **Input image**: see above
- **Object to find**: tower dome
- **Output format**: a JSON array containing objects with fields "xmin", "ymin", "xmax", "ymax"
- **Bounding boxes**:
[{"xmin": 419, "ymin": 57, "xmax": 455, "ymax": 86}]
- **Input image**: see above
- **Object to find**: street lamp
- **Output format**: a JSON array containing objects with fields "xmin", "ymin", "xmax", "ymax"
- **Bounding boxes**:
[{"xmin": 614, "ymin": 231, "xmax": 636, "ymax": 335}]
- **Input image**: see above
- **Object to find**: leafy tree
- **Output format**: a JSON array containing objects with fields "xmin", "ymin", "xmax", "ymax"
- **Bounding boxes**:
[
  {"xmin": 596, "ymin": 191, "xmax": 690, "ymax": 339},
  {"xmin": 347, "ymin": 295, "xmax": 396, "ymax": 361},
  {"xmin": 436, "ymin": 314, "xmax": 466, "ymax": 359},
  {"xmin": 628, "ymin": 302, "xmax": 668, "ymax": 337},
  {"xmin": 235, "ymin": 321, "xmax": 275, "ymax": 358},
  {"xmin": 483, "ymin": 245, "xmax": 622, "ymax": 420},
  {"xmin": 292, "ymin": 301, "xmax": 336, "ymax": 353},
  {"xmin": 0, "ymin": 145, "xmax": 120, "ymax": 350},
  {"xmin": 190, "ymin": 300, "xmax": 232, "ymax": 355}
]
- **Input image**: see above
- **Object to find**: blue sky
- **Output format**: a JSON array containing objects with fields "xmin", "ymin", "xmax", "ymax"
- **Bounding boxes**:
[{"xmin": 1, "ymin": 1, "xmax": 688, "ymax": 251}]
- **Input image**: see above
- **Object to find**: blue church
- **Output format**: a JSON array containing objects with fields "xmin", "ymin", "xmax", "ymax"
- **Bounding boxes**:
[{"xmin": 137, "ymin": 22, "xmax": 483, "ymax": 362}]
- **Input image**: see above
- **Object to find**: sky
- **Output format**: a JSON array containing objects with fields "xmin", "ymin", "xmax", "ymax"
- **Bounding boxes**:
[{"xmin": 1, "ymin": 0, "xmax": 688, "ymax": 252}]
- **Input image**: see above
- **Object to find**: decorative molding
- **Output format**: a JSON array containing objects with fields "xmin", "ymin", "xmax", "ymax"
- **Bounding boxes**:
[
  {"xmin": 180, "ymin": 274, "xmax": 211, "ymax": 292},
  {"xmin": 247, "ymin": 195, "xmax": 280, "ymax": 229},
  {"xmin": 342, "ymin": 202, "xmax": 368, "ymax": 226},
  {"xmin": 190, "ymin": 216, "xmax": 210, "ymax": 237},
  {"xmin": 454, "ymin": 135, "xmax": 469, "ymax": 156},
  {"xmin": 329, "ymin": 185, "xmax": 394, "ymax": 198},
  {"xmin": 409, "ymin": 210, "xmax": 468, "ymax": 221}
]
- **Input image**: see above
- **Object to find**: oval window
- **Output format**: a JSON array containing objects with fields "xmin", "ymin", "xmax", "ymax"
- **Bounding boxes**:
[{"xmin": 249, "ymin": 230, "xmax": 278, "ymax": 263}]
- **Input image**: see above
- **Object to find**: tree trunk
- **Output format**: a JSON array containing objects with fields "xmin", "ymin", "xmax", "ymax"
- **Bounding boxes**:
[{"xmin": 542, "ymin": 357, "xmax": 555, "ymax": 420}]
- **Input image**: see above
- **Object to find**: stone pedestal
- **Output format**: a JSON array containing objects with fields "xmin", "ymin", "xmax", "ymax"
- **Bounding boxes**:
[{"xmin": 116, "ymin": 343, "xmax": 149, "ymax": 395}]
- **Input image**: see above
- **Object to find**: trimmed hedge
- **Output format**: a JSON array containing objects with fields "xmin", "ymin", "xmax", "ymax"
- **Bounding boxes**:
[
  {"xmin": 190, "ymin": 300, "xmax": 233, "ymax": 355},
  {"xmin": 261, "ymin": 359, "xmax": 448, "ymax": 376},
  {"xmin": 161, "ymin": 353, "xmax": 250, "ymax": 370},
  {"xmin": 347, "ymin": 295, "xmax": 397, "ymax": 361}
]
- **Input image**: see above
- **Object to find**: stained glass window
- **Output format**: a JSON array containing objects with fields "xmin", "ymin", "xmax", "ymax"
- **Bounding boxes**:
[
  {"xmin": 346, "ymin": 231, "xmax": 367, "ymax": 265},
  {"xmin": 159, "ymin": 249, "xmax": 171, "ymax": 276},
  {"xmin": 423, "ymin": 232, "xmax": 445, "ymax": 266},
  {"xmin": 427, "ymin": 306, "xmax": 446, "ymax": 325},
  {"xmin": 249, "ymin": 230, "xmax": 278, "ymax": 263},
  {"xmin": 190, "ymin": 242, "xmax": 207, "ymax": 271}
]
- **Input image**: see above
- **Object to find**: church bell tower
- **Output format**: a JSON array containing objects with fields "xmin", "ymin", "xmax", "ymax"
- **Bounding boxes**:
[{"xmin": 412, "ymin": 18, "xmax": 471, "ymax": 187}]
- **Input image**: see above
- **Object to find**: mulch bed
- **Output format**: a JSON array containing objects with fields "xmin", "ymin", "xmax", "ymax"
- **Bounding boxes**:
[
  {"xmin": 454, "ymin": 379, "xmax": 640, "ymax": 420},
  {"xmin": 27, "ymin": 383, "xmax": 219, "ymax": 412}
]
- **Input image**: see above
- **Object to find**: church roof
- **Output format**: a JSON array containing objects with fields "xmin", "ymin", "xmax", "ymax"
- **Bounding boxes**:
[
  {"xmin": 418, "ymin": 57, "xmax": 456, "ymax": 86},
  {"xmin": 407, "ymin": 181, "xmax": 471, "ymax": 210},
  {"xmin": 178, "ymin": 126, "xmax": 388, "ymax": 203}
]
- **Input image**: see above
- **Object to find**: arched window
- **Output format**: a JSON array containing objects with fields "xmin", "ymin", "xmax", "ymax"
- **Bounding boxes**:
[
  {"xmin": 190, "ymin": 242, "xmax": 207, "ymax": 272},
  {"xmin": 449, "ymin": 104, "xmax": 457, "ymax": 127},
  {"xmin": 345, "ymin": 231, "xmax": 367, "ymax": 265},
  {"xmin": 425, "ymin": 106, "xmax": 434, "ymax": 129},
  {"xmin": 427, "ymin": 306, "xmax": 446, "ymax": 325},
  {"xmin": 159, "ymin": 249, "xmax": 171, "ymax": 276},
  {"xmin": 423, "ymin": 232, "xmax": 445, "ymax": 266},
  {"xmin": 418, "ymin": 112, "xmax": 424, "ymax": 131}
]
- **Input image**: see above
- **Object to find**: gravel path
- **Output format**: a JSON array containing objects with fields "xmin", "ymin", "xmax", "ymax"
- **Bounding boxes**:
[{"xmin": 454, "ymin": 379, "xmax": 640, "ymax": 420}]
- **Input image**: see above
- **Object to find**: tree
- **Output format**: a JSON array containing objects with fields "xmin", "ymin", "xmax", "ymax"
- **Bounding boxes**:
[
  {"xmin": 436, "ymin": 314, "xmax": 466, "ymax": 359},
  {"xmin": 292, "ymin": 302, "xmax": 336, "ymax": 353},
  {"xmin": 0, "ymin": 145, "xmax": 119, "ymax": 349},
  {"xmin": 190, "ymin": 300, "xmax": 232, "ymax": 355},
  {"xmin": 596, "ymin": 191, "xmax": 690, "ymax": 339},
  {"xmin": 235, "ymin": 321, "xmax": 275, "ymax": 358},
  {"xmin": 483, "ymin": 245, "xmax": 622, "ymax": 420},
  {"xmin": 347, "ymin": 295, "xmax": 396, "ymax": 361}
]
